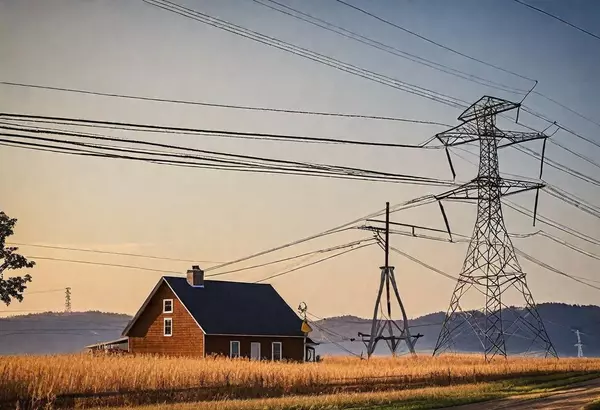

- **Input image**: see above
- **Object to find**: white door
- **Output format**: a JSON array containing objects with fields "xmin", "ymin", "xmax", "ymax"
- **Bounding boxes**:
[{"xmin": 250, "ymin": 342, "xmax": 261, "ymax": 360}]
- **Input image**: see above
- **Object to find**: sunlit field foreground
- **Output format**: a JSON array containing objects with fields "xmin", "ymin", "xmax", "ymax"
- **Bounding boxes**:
[{"xmin": 2, "ymin": 354, "xmax": 600, "ymax": 408}]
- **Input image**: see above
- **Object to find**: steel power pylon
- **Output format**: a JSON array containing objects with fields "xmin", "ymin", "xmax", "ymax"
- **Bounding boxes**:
[
  {"xmin": 432, "ymin": 96, "xmax": 557, "ymax": 360},
  {"xmin": 65, "ymin": 287, "xmax": 72, "ymax": 313},
  {"xmin": 358, "ymin": 202, "xmax": 421, "ymax": 358},
  {"xmin": 574, "ymin": 330, "xmax": 584, "ymax": 358}
]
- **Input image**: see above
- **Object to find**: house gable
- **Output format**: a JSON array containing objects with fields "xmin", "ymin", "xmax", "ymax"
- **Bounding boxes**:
[{"xmin": 126, "ymin": 280, "xmax": 205, "ymax": 356}]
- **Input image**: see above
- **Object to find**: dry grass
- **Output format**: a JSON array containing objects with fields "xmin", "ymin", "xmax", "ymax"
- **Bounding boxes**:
[
  {"xmin": 120, "ymin": 382, "xmax": 497, "ymax": 410},
  {"xmin": 119, "ymin": 373, "xmax": 600, "ymax": 410},
  {"xmin": 2, "ymin": 354, "xmax": 600, "ymax": 408}
]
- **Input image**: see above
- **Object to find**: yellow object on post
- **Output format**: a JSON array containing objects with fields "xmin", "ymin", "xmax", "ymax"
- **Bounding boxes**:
[{"xmin": 301, "ymin": 320, "xmax": 312, "ymax": 334}]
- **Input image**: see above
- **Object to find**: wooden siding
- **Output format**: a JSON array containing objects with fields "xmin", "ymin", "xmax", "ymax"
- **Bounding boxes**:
[
  {"xmin": 128, "ymin": 282, "xmax": 204, "ymax": 356},
  {"xmin": 205, "ymin": 335, "xmax": 304, "ymax": 361}
]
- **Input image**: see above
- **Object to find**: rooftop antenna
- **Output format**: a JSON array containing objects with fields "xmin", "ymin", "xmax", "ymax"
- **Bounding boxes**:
[
  {"xmin": 431, "ymin": 96, "xmax": 556, "ymax": 361},
  {"xmin": 357, "ymin": 202, "xmax": 421, "ymax": 358},
  {"xmin": 574, "ymin": 329, "xmax": 584, "ymax": 358},
  {"xmin": 65, "ymin": 287, "xmax": 72, "ymax": 313}
]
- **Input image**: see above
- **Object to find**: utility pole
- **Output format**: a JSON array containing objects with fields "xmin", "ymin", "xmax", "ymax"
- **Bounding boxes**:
[
  {"xmin": 298, "ymin": 302, "xmax": 311, "ymax": 362},
  {"xmin": 574, "ymin": 329, "xmax": 584, "ymax": 358},
  {"xmin": 358, "ymin": 202, "xmax": 420, "ymax": 358},
  {"xmin": 65, "ymin": 287, "xmax": 72, "ymax": 313},
  {"xmin": 432, "ymin": 96, "xmax": 557, "ymax": 361}
]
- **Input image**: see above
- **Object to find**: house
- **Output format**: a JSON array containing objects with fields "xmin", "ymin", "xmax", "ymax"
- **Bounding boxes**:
[
  {"xmin": 121, "ymin": 266, "xmax": 317, "ymax": 361},
  {"xmin": 85, "ymin": 337, "xmax": 129, "ymax": 354}
]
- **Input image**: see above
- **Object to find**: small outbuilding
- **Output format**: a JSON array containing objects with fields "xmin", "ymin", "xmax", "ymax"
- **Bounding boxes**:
[
  {"xmin": 121, "ymin": 266, "xmax": 316, "ymax": 361},
  {"xmin": 85, "ymin": 337, "xmax": 129, "ymax": 354}
]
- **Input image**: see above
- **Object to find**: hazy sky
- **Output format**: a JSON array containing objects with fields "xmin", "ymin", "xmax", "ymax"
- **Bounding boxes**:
[{"xmin": 1, "ymin": 0, "xmax": 599, "ymax": 320}]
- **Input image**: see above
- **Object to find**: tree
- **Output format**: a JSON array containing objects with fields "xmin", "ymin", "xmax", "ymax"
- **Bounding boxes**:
[{"xmin": 0, "ymin": 212, "xmax": 35, "ymax": 305}]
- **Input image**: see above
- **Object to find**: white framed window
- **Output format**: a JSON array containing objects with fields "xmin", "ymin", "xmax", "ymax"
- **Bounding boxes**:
[
  {"xmin": 163, "ymin": 318, "xmax": 173, "ymax": 336},
  {"xmin": 163, "ymin": 299, "xmax": 173, "ymax": 313},
  {"xmin": 272, "ymin": 342, "xmax": 282, "ymax": 361},
  {"xmin": 250, "ymin": 342, "xmax": 261, "ymax": 361},
  {"xmin": 230, "ymin": 341, "xmax": 240, "ymax": 358}
]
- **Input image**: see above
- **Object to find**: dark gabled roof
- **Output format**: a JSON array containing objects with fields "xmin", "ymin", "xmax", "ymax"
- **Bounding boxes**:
[{"xmin": 163, "ymin": 277, "xmax": 305, "ymax": 337}]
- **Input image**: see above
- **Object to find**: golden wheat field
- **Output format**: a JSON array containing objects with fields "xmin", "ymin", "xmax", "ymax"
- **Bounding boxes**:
[{"xmin": 2, "ymin": 354, "xmax": 600, "ymax": 408}]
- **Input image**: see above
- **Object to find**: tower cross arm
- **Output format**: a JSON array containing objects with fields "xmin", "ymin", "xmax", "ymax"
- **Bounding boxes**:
[
  {"xmin": 435, "ymin": 124, "xmax": 548, "ymax": 148},
  {"xmin": 435, "ymin": 178, "xmax": 543, "ymax": 201},
  {"xmin": 496, "ymin": 129, "xmax": 548, "ymax": 148}
]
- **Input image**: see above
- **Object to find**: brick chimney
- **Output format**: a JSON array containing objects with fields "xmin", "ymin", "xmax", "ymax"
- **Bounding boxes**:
[{"xmin": 187, "ymin": 265, "xmax": 204, "ymax": 287}]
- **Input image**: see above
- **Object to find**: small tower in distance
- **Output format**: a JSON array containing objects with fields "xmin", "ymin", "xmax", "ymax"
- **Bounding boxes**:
[{"xmin": 65, "ymin": 287, "xmax": 72, "ymax": 313}]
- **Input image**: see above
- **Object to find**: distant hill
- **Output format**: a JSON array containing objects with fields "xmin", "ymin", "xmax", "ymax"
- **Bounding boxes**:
[
  {"xmin": 1, "ymin": 303, "xmax": 598, "ymax": 357},
  {"xmin": 0, "ymin": 311, "xmax": 131, "ymax": 355},
  {"xmin": 312, "ymin": 303, "xmax": 600, "ymax": 358}
]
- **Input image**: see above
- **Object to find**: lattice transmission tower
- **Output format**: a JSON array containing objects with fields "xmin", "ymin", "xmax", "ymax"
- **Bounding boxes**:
[
  {"xmin": 432, "ymin": 96, "xmax": 557, "ymax": 360},
  {"xmin": 574, "ymin": 330, "xmax": 584, "ymax": 358},
  {"xmin": 65, "ymin": 287, "xmax": 72, "ymax": 313}
]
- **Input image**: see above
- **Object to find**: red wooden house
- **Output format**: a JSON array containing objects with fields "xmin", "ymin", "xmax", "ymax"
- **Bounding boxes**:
[{"xmin": 122, "ymin": 266, "xmax": 316, "ymax": 361}]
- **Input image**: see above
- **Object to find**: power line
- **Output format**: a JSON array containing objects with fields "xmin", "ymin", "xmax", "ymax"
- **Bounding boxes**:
[
  {"xmin": 390, "ymin": 245, "xmax": 458, "ymax": 281},
  {"xmin": 530, "ymin": 91, "xmax": 600, "ymax": 130},
  {"xmin": 206, "ymin": 193, "xmax": 437, "ymax": 273},
  {"xmin": 512, "ymin": 144, "xmax": 600, "ymax": 188},
  {"xmin": 250, "ymin": 0, "xmax": 526, "ymax": 95},
  {"xmin": 2, "ymin": 137, "xmax": 454, "ymax": 186},
  {"xmin": 0, "ymin": 81, "xmax": 449, "ymax": 126},
  {"xmin": 503, "ymin": 199, "xmax": 600, "ymax": 248},
  {"xmin": 548, "ymin": 138, "xmax": 600, "ymax": 172},
  {"xmin": 512, "ymin": 0, "xmax": 600, "ymax": 42},
  {"xmin": 254, "ymin": 240, "xmax": 374, "ymax": 283},
  {"xmin": 512, "ymin": 231, "xmax": 600, "ymax": 263},
  {"xmin": 1, "ymin": 123, "xmax": 457, "ymax": 186},
  {"xmin": 24, "ymin": 255, "xmax": 183, "ymax": 275},
  {"xmin": 543, "ymin": 187, "xmax": 600, "ymax": 220},
  {"xmin": 521, "ymin": 106, "xmax": 600, "ymax": 151},
  {"xmin": 333, "ymin": 0, "xmax": 536, "ymax": 83},
  {"xmin": 8, "ymin": 242, "xmax": 222, "ymax": 264},
  {"xmin": 515, "ymin": 248, "xmax": 600, "ymax": 293},
  {"xmin": 332, "ymin": 0, "xmax": 600, "ymax": 141},
  {"xmin": 143, "ymin": 0, "xmax": 468, "ymax": 109},
  {"xmin": 0, "ymin": 113, "xmax": 445, "ymax": 148},
  {"xmin": 205, "ymin": 239, "xmax": 369, "ymax": 277}
]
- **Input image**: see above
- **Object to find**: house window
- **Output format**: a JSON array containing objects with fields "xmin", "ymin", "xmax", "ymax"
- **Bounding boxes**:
[
  {"xmin": 272, "ymin": 342, "xmax": 282, "ymax": 361},
  {"xmin": 164, "ymin": 318, "xmax": 172, "ymax": 336},
  {"xmin": 250, "ymin": 342, "xmax": 261, "ymax": 361},
  {"xmin": 163, "ymin": 299, "xmax": 173, "ymax": 313},
  {"xmin": 230, "ymin": 341, "xmax": 240, "ymax": 358}
]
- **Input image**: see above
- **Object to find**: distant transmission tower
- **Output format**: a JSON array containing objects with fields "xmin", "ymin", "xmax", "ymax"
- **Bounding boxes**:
[
  {"xmin": 358, "ymin": 202, "xmax": 421, "ymax": 358},
  {"xmin": 574, "ymin": 330, "xmax": 584, "ymax": 357},
  {"xmin": 432, "ymin": 96, "xmax": 557, "ymax": 360},
  {"xmin": 65, "ymin": 287, "xmax": 72, "ymax": 313}
]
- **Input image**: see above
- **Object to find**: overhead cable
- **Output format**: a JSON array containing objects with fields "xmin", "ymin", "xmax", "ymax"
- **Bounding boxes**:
[
  {"xmin": 143, "ymin": 0, "xmax": 468, "ymax": 109},
  {"xmin": 0, "ymin": 113, "xmax": 445, "ymax": 148},
  {"xmin": 206, "ymin": 194, "xmax": 437, "ymax": 273},
  {"xmin": 503, "ymin": 200, "xmax": 600, "ymax": 248},
  {"xmin": 333, "ymin": 0, "xmax": 536, "ymax": 83},
  {"xmin": 515, "ymin": 248, "xmax": 600, "ymax": 293},
  {"xmin": 24, "ymin": 255, "xmax": 183, "ymax": 275},
  {"xmin": 254, "ymin": 239, "xmax": 374, "ymax": 283},
  {"xmin": 0, "ymin": 81, "xmax": 449, "ymax": 126},
  {"xmin": 250, "ymin": 0, "xmax": 526, "ymax": 95},
  {"xmin": 205, "ymin": 238, "xmax": 370, "ymax": 278},
  {"xmin": 1, "ymin": 128, "xmax": 457, "ymax": 186},
  {"xmin": 8, "ymin": 242, "xmax": 221, "ymax": 264},
  {"xmin": 512, "ymin": 0, "xmax": 600, "ymax": 42}
]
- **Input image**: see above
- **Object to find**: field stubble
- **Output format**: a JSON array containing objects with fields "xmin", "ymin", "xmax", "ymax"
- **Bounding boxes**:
[{"xmin": 2, "ymin": 354, "xmax": 600, "ymax": 408}]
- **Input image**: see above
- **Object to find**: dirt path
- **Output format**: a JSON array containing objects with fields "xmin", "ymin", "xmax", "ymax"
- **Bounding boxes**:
[{"xmin": 446, "ymin": 377, "xmax": 600, "ymax": 409}]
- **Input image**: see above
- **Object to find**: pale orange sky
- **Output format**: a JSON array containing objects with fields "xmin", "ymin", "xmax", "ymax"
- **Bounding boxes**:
[{"xmin": 1, "ymin": 0, "xmax": 599, "ymax": 319}]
